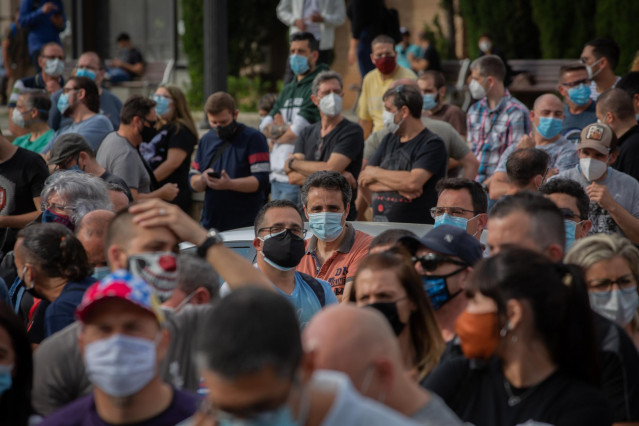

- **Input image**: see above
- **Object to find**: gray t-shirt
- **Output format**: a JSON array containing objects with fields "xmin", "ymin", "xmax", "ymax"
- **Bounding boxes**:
[
  {"xmin": 44, "ymin": 114, "xmax": 114, "ymax": 153},
  {"xmin": 364, "ymin": 117, "xmax": 469, "ymax": 163},
  {"xmin": 554, "ymin": 166, "xmax": 639, "ymax": 238},
  {"xmin": 411, "ymin": 393, "xmax": 463, "ymax": 426},
  {"xmin": 97, "ymin": 131, "xmax": 151, "ymax": 192},
  {"xmin": 495, "ymin": 135, "xmax": 578, "ymax": 174},
  {"xmin": 49, "ymin": 89, "xmax": 123, "ymax": 131},
  {"xmin": 32, "ymin": 305, "xmax": 209, "ymax": 416}
]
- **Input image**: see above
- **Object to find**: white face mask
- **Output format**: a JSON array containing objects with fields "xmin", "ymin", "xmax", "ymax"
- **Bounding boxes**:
[
  {"xmin": 44, "ymin": 58, "xmax": 65, "ymax": 77},
  {"xmin": 579, "ymin": 157, "xmax": 608, "ymax": 181},
  {"xmin": 84, "ymin": 334, "xmax": 158, "ymax": 398},
  {"xmin": 382, "ymin": 110, "xmax": 402, "ymax": 134},
  {"xmin": 589, "ymin": 288, "xmax": 639, "ymax": 326},
  {"xmin": 586, "ymin": 58, "xmax": 603, "ymax": 80},
  {"xmin": 318, "ymin": 93, "xmax": 342, "ymax": 117},
  {"xmin": 469, "ymin": 79, "xmax": 487, "ymax": 100},
  {"xmin": 478, "ymin": 41, "xmax": 492, "ymax": 53}
]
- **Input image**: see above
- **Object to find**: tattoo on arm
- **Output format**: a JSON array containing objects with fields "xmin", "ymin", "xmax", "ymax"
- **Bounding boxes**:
[{"xmin": 262, "ymin": 125, "xmax": 288, "ymax": 140}]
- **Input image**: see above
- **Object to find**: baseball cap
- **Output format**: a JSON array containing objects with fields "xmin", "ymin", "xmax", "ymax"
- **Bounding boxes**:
[
  {"xmin": 577, "ymin": 123, "xmax": 614, "ymax": 155},
  {"xmin": 399, "ymin": 225, "xmax": 482, "ymax": 266},
  {"xmin": 47, "ymin": 133, "xmax": 92, "ymax": 165},
  {"xmin": 76, "ymin": 270, "xmax": 165, "ymax": 323}
]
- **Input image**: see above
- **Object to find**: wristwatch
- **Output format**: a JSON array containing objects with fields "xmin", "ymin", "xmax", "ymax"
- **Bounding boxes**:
[
  {"xmin": 197, "ymin": 228, "xmax": 224, "ymax": 258},
  {"xmin": 288, "ymin": 157, "xmax": 295, "ymax": 171}
]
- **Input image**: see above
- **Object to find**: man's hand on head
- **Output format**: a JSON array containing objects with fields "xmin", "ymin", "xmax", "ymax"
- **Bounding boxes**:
[{"xmin": 130, "ymin": 199, "xmax": 208, "ymax": 246}]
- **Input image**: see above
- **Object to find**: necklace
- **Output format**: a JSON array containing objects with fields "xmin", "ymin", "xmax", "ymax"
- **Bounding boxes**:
[{"xmin": 503, "ymin": 378, "xmax": 540, "ymax": 407}]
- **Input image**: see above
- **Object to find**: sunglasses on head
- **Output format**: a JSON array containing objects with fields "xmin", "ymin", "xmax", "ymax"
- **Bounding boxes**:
[{"xmin": 412, "ymin": 253, "xmax": 468, "ymax": 272}]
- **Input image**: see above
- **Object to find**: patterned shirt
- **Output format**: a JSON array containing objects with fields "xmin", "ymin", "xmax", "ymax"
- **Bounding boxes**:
[
  {"xmin": 495, "ymin": 135, "xmax": 578, "ymax": 174},
  {"xmin": 467, "ymin": 90, "xmax": 531, "ymax": 183}
]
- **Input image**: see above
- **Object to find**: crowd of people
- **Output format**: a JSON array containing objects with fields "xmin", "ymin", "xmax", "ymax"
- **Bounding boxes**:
[{"xmin": 0, "ymin": 1, "xmax": 639, "ymax": 425}]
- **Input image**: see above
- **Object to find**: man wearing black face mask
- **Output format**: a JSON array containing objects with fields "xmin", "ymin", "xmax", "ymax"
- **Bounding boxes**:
[
  {"xmin": 399, "ymin": 224, "xmax": 482, "ymax": 361},
  {"xmin": 190, "ymin": 92, "xmax": 270, "ymax": 231},
  {"xmin": 221, "ymin": 200, "xmax": 338, "ymax": 328},
  {"xmin": 97, "ymin": 95, "xmax": 178, "ymax": 202}
]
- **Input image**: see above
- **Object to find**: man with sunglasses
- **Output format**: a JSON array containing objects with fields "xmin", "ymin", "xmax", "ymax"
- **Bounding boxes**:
[
  {"xmin": 97, "ymin": 95, "xmax": 178, "ymax": 202},
  {"xmin": 399, "ymin": 225, "xmax": 482, "ymax": 360},
  {"xmin": 221, "ymin": 200, "xmax": 337, "ymax": 328},
  {"xmin": 558, "ymin": 63, "xmax": 597, "ymax": 144},
  {"xmin": 489, "ymin": 94, "xmax": 578, "ymax": 200},
  {"xmin": 41, "ymin": 76, "xmax": 114, "ymax": 153}
]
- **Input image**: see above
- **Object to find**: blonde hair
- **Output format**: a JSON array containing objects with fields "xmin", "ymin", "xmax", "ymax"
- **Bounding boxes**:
[
  {"xmin": 158, "ymin": 84, "xmax": 197, "ymax": 138},
  {"xmin": 565, "ymin": 233, "xmax": 639, "ymax": 331}
]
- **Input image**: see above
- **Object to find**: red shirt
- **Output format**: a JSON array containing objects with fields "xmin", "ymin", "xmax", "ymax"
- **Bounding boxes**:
[{"xmin": 296, "ymin": 223, "xmax": 373, "ymax": 298}]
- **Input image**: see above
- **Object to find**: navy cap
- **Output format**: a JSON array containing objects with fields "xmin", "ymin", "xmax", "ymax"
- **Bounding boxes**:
[{"xmin": 398, "ymin": 225, "xmax": 482, "ymax": 266}]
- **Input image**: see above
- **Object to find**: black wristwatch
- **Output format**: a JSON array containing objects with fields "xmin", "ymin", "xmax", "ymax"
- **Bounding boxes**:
[
  {"xmin": 288, "ymin": 157, "xmax": 295, "ymax": 171},
  {"xmin": 197, "ymin": 229, "xmax": 224, "ymax": 258}
]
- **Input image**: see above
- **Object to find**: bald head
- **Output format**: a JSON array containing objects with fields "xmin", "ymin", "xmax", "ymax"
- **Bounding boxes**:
[
  {"xmin": 76, "ymin": 210, "xmax": 115, "ymax": 267},
  {"xmin": 303, "ymin": 305, "xmax": 401, "ymax": 376},
  {"xmin": 533, "ymin": 93, "xmax": 563, "ymax": 112}
]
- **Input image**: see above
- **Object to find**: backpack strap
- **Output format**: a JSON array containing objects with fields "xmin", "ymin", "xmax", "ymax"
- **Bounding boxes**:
[{"xmin": 298, "ymin": 272, "xmax": 326, "ymax": 307}]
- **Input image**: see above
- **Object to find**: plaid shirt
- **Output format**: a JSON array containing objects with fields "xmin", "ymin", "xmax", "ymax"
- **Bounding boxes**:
[{"xmin": 467, "ymin": 90, "xmax": 531, "ymax": 183}]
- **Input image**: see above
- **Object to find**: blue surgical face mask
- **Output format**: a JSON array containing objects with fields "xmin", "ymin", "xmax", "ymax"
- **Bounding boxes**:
[
  {"xmin": 589, "ymin": 287, "xmax": 639, "ymax": 326},
  {"xmin": 92, "ymin": 266, "xmax": 111, "ymax": 281},
  {"xmin": 434, "ymin": 213, "xmax": 469, "ymax": 231},
  {"xmin": 76, "ymin": 68, "xmax": 96, "ymax": 80},
  {"xmin": 153, "ymin": 95, "xmax": 171, "ymax": 117},
  {"xmin": 308, "ymin": 212, "xmax": 344, "ymax": 242},
  {"xmin": 568, "ymin": 84, "xmax": 591, "ymax": 106},
  {"xmin": 564, "ymin": 219, "xmax": 580, "ymax": 250},
  {"xmin": 0, "ymin": 364, "xmax": 13, "ymax": 396},
  {"xmin": 535, "ymin": 116, "xmax": 563, "ymax": 139},
  {"xmin": 422, "ymin": 94, "xmax": 437, "ymax": 111},
  {"xmin": 290, "ymin": 54, "xmax": 310, "ymax": 75},
  {"xmin": 57, "ymin": 92, "xmax": 70, "ymax": 114}
]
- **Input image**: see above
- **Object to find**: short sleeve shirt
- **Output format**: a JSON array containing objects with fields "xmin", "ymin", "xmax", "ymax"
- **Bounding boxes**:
[
  {"xmin": 554, "ymin": 166, "xmax": 639, "ymax": 238},
  {"xmin": 495, "ymin": 135, "xmax": 578, "ymax": 174},
  {"xmin": 97, "ymin": 132, "xmax": 151, "ymax": 193},
  {"xmin": 356, "ymin": 66, "xmax": 417, "ymax": 132},
  {"xmin": 612, "ymin": 125, "xmax": 639, "ymax": 183},
  {"xmin": 45, "ymin": 114, "xmax": 114, "ymax": 153},
  {"xmin": 561, "ymin": 102, "xmax": 597, "ymax": 144},
  {"xmin": 296, "ymin": 223, "xmax": 373, "ymax": 298},
  {"xmin": 276, "ymin": 272, "xmax": 337, "ymax": 329},
  {"xmin": 369, "ymin": 128, "xmax": 447, "ymax": 224},
  {"xmin": 12, "ymin": 129, "xmax": 55, "ymax": 153},
  {"xmin": 0, "ymin": 147, "xmax": 48, "ymax": 217},
  {"xmin": 426, "ymin": 104, "xmax": 467, "ymax": 137}
]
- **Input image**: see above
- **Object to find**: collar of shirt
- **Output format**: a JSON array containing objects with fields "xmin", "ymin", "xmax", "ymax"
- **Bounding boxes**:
[{"xmin": 306, "ymin": 222, "xmax": 356, "ymax": 255}]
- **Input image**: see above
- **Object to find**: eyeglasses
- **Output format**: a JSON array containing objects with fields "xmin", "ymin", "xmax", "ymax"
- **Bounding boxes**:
[
  {"xmin": 588, "ymin": 274, "xmax": 636, "ymax": 293},
  {"xmin": 561, "ymin": 78, "xmax": 590, "ymax": 88},
  {"xmin": 559, "ymin": 208, "xmax": 583, "ymax": 222},
  {"xmin": 258, "ymin": 226, "xmax": 307, "ymax": 239},
  {"xmin": 412, "ymin": 253, "xmax": 468, "ymax": 272},
  {"xmin": 41, "ymin": 202, "xmax": 76, "ymax": 213},
  {"xmin": 429, "ymin": 206, "xmax": 475, "ymax": 219}
]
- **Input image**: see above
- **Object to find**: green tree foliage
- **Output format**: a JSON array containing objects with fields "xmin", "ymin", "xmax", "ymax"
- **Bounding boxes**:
[
  {"xmin": 594, "ymin": 0, "xmax": 639, "ymax": 72},
  {"xmin": 458, "ymin": 0, "xmax": 540, "ymax": 59},
  {"xmin": 181, "ymin": 0, "xmax": 204, "ymax": 107}
]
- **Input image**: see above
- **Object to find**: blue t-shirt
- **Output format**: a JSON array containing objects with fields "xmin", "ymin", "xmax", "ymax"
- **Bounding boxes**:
[
  {"xmin": 277, "ymin": 272, "xmax": 338, "ymax": 329},
  {"xmin": 44, "ymin": 114, "xmax": 114, "ymax": 153},
  {"xmin": 44, "ymin": 277, "xmax": 96, "ymax": 337},
  {"xmin": 40, "ymin": 388, "xmax": 197, "ymax": 426},
  {"xmin": 49, "ymin": 89, "xmax": 123, "ymax": 131},
  {"xmin": 561, "ymin": 102, "xmax": 597, "ymax": 144},
  {"xmin": 395, "ymin": 44, "xmax": 421, "ymax": 70},
  {"xmin": 189, "ymin": 123, "xmax": 270, "ymax": 231}
]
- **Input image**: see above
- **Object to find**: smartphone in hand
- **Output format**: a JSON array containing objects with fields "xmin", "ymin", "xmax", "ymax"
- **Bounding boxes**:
[{"xmin": 207, "ymin": 171, "xmax": 221, "ymax": 179}]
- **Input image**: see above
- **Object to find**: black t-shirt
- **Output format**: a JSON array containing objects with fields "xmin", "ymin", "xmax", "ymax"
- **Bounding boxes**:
[
  {"xmin": 144, "ymin": 123, "xmax": 197, "ymax": 212},
  {"xmin": 422, "ymin": 44, "xmax": 441, "ymax": 71},
  {"xmin": 369, "ymin": 128, "xmax": 446, "ymax": 224},
  {"xmin": 423, "ymin": 357, "xmax": 614, "ymax": 426},
  {"xmin": 295, "ymin": 119, "xmax": 364, "ymax": 220},
  {"xmin": 0, "ymin": 147, "xmax": 49, "ymax": 251},
  {"xmin": 612, "ymin": 125, "xmax": 639, "ymax": 183},
  {"xmin": 100, "ymin": 170, "xmax": 133, "ymax": 201}
]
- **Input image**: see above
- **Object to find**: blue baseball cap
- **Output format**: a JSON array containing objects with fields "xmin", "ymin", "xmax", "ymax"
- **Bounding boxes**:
[{"xmin": 399, "ymin": 225, "xmax": 482, "ymax": 266}]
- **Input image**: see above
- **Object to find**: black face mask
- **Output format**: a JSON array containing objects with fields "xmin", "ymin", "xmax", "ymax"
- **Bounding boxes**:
[
  {"xmin": 215, "ymin": 120, "xmax": 238, "ymax": 141},
  {"xmin": 261, "ymin": 230, "xmax": 306, "ymax": 270},
  {"xmin": 366, "ymin": 301, "xmax": 406, "ymax": 336},
  {"xmin": 140, "ymin": 124, "xmax": 158, "ymax": 142}
]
